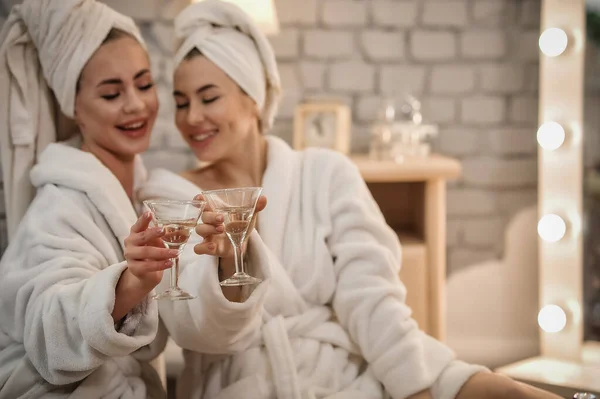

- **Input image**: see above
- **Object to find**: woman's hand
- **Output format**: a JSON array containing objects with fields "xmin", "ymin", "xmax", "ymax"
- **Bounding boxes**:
[
  {"xmin": 192, "ymin": 194, "xmax": 267, "ymax": 259},
  {"xmin": 192, "ymin": 194, "xmax": 267, "ymax": 302},
  {"xmin": 112, "ymin": 211, "xmax": 177, "ymax": 321},
  {"xmin": 123, "ymin": 211, "xmax": 177, "ymax": 288}
]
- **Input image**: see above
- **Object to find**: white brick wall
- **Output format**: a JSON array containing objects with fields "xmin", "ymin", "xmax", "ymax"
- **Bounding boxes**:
[
  {"xmin": 0, "ymin": 0, "xmax": 543, "ymax": 276},
  {"xmin": 447, "ymin": 188, "xmax": 497, "ymax": 216},
  {"xmin": 422, "ymin": 1, "xmax": 468, "ymax": 28},
  {"xmin": 461, "ymin": 30, "xmax": 507, "ymax": 59},
  {"xmin": 461, "ymin": 96, "xmax": 506, "ymax": 124},
  {"xmin": 322, "ymin": 0, "xmax": 367, "ymax": 27},
  {"xmin": 360, "ymin": 31, "xmax": 405, "ymax": 62},
  {"xmin": 269, "ymin": 28, "xmax": 300, "ymax": 60},
  {"xmin": 355, "ymin": 95, "xmax": 382, "ymax": 123},
  {"xmin": 480, "ymin": 64, "xmax": 525, "ymax": 94},
  {"xmin": 329, "ymin": 61, "xmax": 375, "ymax": 93},
  {"xmin": 460, "ymin": 29, "xmax": 507, "ymax": 59},
  {"xmin": 371, "ymin": 0, "xmax": 419, "ymax": 28},
  {"xmin": 461, "ymin": 157, "xmax": 537, "ymax": 187},
  {"xmin": 520, "ymin": 0, "xmax": 541, "ymax": 27},
  {"xmin": 304, "ymin": 30, "xmax": 354, "ymax": 59},
  {"xmin": 487, "ymin": 127, "xmax": 537, "ymax": 155},
  {"xmin": 516, "ymin": 30, "xmax": 540, "ymax": 62},
  {"xmin": 471, "ymin": 1, "xmax": 506, "ymax": 27},
  {"xmin": 430, "ymin": 65, "xmax": 476, "ymax": 94},
  {"xmin": 379, "ymin": 65, "xmax": 426, "ymax": 94},
  {"xmin": 509, "ymin": 95, "xmax": 538, "ymax": 124},
  {"xmin": 411, "ymin": 31, "xmax": 457, "ymax": 61},
  {"xmin": 422, "ymin": 98, "xmax": 457, "ymax": 124},
  {"xmin": 438, "ymin": 127, "xmax": 481, "ymax": 156},
  {"xmin": 299, "ymin": 62, "xmax": 326, "ymax": 90},
  {"xmin": 276, "ymin": 0, "xmax": 319, "ymax": 25}
]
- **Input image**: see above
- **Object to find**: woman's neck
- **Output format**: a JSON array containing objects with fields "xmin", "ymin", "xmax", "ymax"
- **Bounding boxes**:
[
  {"xmin": 207, "ymin": 131, "xmax": 268, "ymax": 188},
  {"xmin": 81, "ymin": 141, "xmax": 136, "ymax": 200}
]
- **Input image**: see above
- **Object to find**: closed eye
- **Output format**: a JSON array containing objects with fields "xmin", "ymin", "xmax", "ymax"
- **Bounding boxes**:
[
  {"xmin": 102, "ymin": 93, "xmax": 119, "ymax": 100},
  {"xmin": 202, "ymin": 96, "xmax": 219, "ymax": 104},
  {"xmin": 139, "ymin": 82, "xmax": 154, "ymax": 91}
]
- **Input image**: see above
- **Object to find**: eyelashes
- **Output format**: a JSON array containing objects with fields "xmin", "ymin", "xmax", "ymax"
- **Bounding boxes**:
[
  {"xmin": 101, "ymin": 82, "xmax": 155, "ymax": 101},
  {"xmin": 175, "ymin": 96, "xmax": 219, "ymax": 110}
]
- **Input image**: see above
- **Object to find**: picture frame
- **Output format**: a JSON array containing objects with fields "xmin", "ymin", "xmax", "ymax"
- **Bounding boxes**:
[{"xmin": 293, "ymin": 101, "xmax": 351, "ymax": 154}]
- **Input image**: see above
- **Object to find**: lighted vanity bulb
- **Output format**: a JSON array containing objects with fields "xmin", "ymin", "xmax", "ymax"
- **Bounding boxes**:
[
  {"xmin": 539, "ymin": 28, "xmax": 568, "ymax": 57},
  {"xmin": 538, "ymin": 304, "xmax": 567, "ymax": 333},
  {"xmin": 537, "ymin": 121, "xmax": 566, "ymax": 150},
  {"xmin": 537, "ymin": 214, "xmax": 567, "ymax": 242}
]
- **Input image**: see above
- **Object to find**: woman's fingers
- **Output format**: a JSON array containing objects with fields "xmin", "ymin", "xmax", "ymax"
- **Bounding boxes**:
[
  {"xmin": 125, "ymin": 246, "xmax": 178, "ymax": 261},
  {"xmin": 255, "ymin": 195, "xmax": 267, "ymax": 213},
  {"xmin": 195, "ymin": 223, "xmax": 224, "ymax": 238},
  {"xmin": 129, "ymin": 212, "xmax": 153, "ymax": 234},
  {"xmin": 193, "ymin": 241, "xmax": 217, "ymax": 256},
  {"xmin": 128, "ymin": 259, "xmax": 174, "ymax": 273},
  {"xmin": 126, "ymin": 226, "xmax": 164, "ymax": 246},
  {"xmin": 201, "ymin": 210, "xmax": 224, "ymax": 226}
]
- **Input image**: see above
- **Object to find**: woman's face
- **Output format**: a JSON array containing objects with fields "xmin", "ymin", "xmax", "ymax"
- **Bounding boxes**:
[
  {"xmin": 173, "ymin": 54, "xmax": 259, "ymax": 163},
  {"xmin": 75, "ymin": 36, "xmax": 158, "ymax": 160}
]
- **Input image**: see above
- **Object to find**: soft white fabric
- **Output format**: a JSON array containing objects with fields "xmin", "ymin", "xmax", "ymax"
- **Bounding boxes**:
[
  {"xmin": 0, "ymin": 0, "xmax": 144, "ymax": 239},
  {"xmin": 141, "ymin": 135, "xmax": 488, "ymax": 399},
  {"xmin": 174, "ymin": 0, "xmax": 281, "ymax": 131},
  {"xmin": 0, "ymin": 139, "xmax": 165, "ymax": 399}
]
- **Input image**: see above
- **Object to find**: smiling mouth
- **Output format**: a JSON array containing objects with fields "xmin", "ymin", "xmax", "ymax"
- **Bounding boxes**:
[
  {"xmin": 190, "ymin": 130, "xmax": 217, "ymax": 142},
  {"xmin": 117, "ymin": 121, "xmax": 146, "ymax": 131}
]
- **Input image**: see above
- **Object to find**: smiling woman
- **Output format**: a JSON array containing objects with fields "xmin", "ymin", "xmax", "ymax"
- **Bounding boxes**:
[
  {"xmin": 0, "ymin": 0, "xmax": 170, "ymax": 398},
  {"xmin": 75, "ymin": 29, "xmax": 158, "ymax": 169}
]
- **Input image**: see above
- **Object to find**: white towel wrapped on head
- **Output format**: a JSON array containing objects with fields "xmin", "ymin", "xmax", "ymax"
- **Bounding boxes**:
[
  {"xmin": 0, "ymin": 0, "xmax": 144, "ymax": 239},
  {"xmin": 174, "ymin": 0, "xmax": 281, "ymax": 131}
]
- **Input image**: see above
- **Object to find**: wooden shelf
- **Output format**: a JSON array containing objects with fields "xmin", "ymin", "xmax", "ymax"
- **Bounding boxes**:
[
  {"xmin": 351, "ymin": 154, "xmax": 462, "ymax": 183},
  {"xmin": 397, "ymin": 233, "xmax": 429, "ymax": 331}
]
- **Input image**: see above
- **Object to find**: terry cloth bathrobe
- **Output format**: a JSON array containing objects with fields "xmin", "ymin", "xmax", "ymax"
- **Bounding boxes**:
[
  {"xmin": 0, "ymin": 0, "xmax": 166, "ymax": 397},
  {"xmin": 0, "ymin": 139, "xmax": 166, "ymax": 398},
  {"xmin": 140, "ymin": 135, "xmax": 489, "ymax": 399}
]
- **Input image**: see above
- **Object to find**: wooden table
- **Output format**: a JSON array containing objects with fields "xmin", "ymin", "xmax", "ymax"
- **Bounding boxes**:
[{"xmin": 351, "ymin": 154, "xmax": 461, "ymax": 341}]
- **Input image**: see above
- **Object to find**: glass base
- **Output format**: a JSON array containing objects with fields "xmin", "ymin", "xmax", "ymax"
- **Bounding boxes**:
[
  {"xmin": 152, "ymin": 288, "xmax": 196, "ymax": 301},
  {"xmin": 220, "ymin": 273, "xmax": 262, "ymax": 287}
]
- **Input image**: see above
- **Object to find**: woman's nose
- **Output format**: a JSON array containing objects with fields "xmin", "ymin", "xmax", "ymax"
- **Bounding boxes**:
[
  {"xmin": 186, "ymin": 103, "xmax": 205, "ymax": 126},
  {"xmin": 123, "ymin": 90, "xmax": 145, "ymax": 114}
]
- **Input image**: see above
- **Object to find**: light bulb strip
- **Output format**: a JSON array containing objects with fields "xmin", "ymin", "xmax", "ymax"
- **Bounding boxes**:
[{"xmin": 538, "ymin": 0, "xmax": 585, "ymax": 361}]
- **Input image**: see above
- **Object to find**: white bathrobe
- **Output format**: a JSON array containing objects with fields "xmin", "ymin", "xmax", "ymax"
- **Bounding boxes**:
[
  {"xmin": 0, "ymin": 139, "xmax": 166, "ymax": 399},
  {"xmin": 141, "ymin": 136, "xmax": 487, "ymax": 399}
]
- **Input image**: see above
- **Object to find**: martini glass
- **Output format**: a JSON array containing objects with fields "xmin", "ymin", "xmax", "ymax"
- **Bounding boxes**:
[
  {"xmin": 202, "ymin": 187, "xmax": 263, "ymax": 286},
  {"xmin": 143, "ymin": 199, "xmax": 205, "ymax": 300}
]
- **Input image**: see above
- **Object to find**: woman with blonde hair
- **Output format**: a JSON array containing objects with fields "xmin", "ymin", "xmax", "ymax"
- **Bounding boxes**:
[
  {"xmin": 142, "ymin": 1, "xmax": 566, "ymax": 398},
  {"xmin": 1, "ymin": 0, "xmax": 170, "ymax": 397}
]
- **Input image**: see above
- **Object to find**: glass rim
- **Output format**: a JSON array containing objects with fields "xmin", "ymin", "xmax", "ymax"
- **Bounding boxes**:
[
  {"xmin": 142, "ymin": 199, "xmax": 206, "ymax": 206},
  {"xmin": 201, "ymin": 187, "xmax": 263, "ymax": 196}
]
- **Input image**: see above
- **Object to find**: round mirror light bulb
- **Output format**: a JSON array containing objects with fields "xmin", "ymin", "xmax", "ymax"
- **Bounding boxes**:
[
  {"xmin": 539, "ymin": 28, "xmax": 568, "ymax": 57},
  {"xmin": 538, "ymin": 304, "xmax": 567, "ymax": 333},
  {"xmin": 537, "ymin": 122, "xmax": 566, "ymax": 150},
  {"xmin": 538, "ymin": 214, "xmax": 567, "ymax": 242}
]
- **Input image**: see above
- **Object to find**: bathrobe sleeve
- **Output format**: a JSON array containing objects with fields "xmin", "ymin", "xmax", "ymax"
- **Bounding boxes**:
[
  {"xmin": 157, "ymin": 230, "xmax": 271, "ymax": 354},
  {"xmin": 322, "ymin": 152, "xmax": 488, "ymax": 399},
  {"xmin": 0, "ymin": 185, "xmax": 158, "ymax": 385}
]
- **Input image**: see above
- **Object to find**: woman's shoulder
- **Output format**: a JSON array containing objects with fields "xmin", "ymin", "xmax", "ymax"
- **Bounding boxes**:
[
  {"xmin": 142, "ymin": 167, "xmax": 203, "ymax": 201},
  {"xmin": 301, "ymin": 147, "xmax": 359, "ymax": 176}
]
